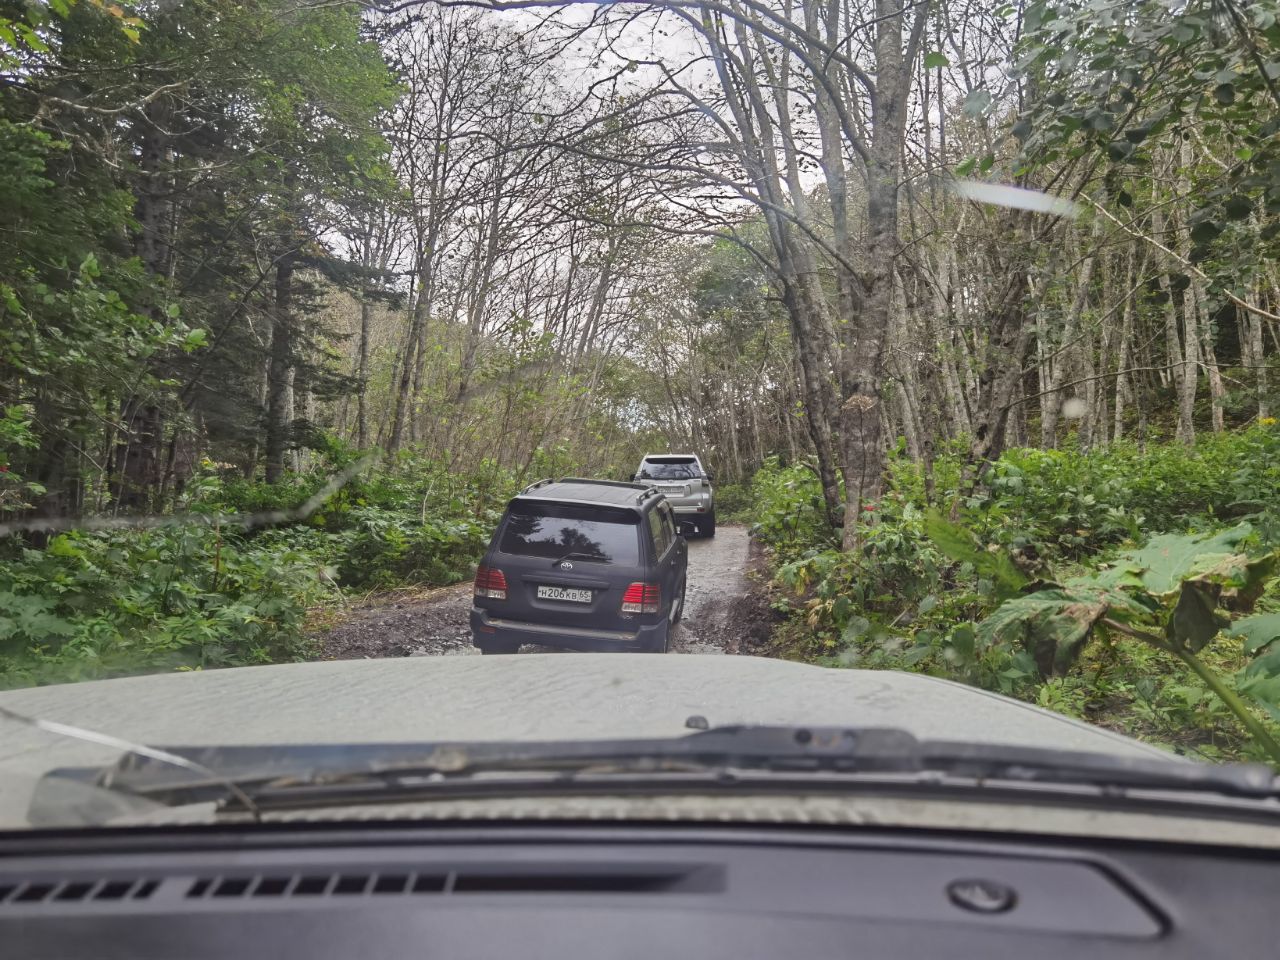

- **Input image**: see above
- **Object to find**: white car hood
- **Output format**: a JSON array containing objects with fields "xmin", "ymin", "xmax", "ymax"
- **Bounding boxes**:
[{"xmin": 0, "ymin": 654, "xmax": 1168, "ymax": 828}]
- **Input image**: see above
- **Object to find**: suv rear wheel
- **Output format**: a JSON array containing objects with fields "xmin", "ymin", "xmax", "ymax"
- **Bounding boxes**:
[
  {"xmin": 699, "ymin": 510, "xmax": 716, "ymax": 538},
  {"xmin": 672, "ymin": 577, "xmax": 686, "ymax": 624}
]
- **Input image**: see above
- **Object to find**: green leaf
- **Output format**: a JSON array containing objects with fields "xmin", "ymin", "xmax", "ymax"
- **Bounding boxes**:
[
  {"xmin": 1239, "ymin": 654, "xmax": 1280, "ymax": 708},
  {"xmin": 1122, "ymin": 525, "xmax": 1253, "ymax": 595},
  {"xmin": 955, "ymin": 156, "xmax": 977, "ymax": 177},
  {"xmin": 978, "ymin": 153, "xmax": 995, "ymax": 173},
  {"xmin": 1189, "ymin": 219, "xmax": 1222, "ymax": 244},
  {"xmin": 14, "ymin": 22, "xmax": 49, "ymax": 52},
  {"xmin": 1107, "ymin": 140, "xmax": 1134, "ymax": 162},
  {"xmin": 1223, "ymin": 193, "xmax": 1253, "ymax": 221},
  {"xmin": 1229, "ymin": 612, "xmax": 1280, "ymax": 653},
  {"xmin": 963, "ymin": 89, "xmax": 992, "ymax": 117},
  {"xmin": 1187, "ymin": 552, "xmax": 1277, "ymax": 611},
  {"xmin": 832, "ymin": 595, "xmax": 852, "ymax": 622},
  {"xmin": 977, "ymin": 589, "xmax": 1108, "ymax": 677},
  {"xmin": 924, "ymin": 51, "xmax": 949, "ymax": 69},
  {"xmin": 924, "ymin": 510, "xmax": 1028, "ymax": 601},
  {"xmin": 1165, "ymin": 582, "xmax": 1228, "ymax": 652},
  {"xmin": 841, "ymin": 616, "xmax": 871, "ymax": 644},
  {"xmin": 46, "ymin": 535, "xmax": 83, "ymax": 558},
  {"xmin": 1085, "ymin": 563, "xmax": 1145, "ymax": 589}
]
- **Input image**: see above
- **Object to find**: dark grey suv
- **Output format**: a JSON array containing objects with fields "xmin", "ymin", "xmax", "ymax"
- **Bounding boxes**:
[{"xmin": 469, "ymin": 478, "xmax": 690, "ymax": 655}]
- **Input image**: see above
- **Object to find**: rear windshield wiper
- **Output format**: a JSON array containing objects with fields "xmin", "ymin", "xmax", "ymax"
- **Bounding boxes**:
[
  {"xmin": 551, "ymin": 551, "xmax": 607, "ymax": 566},
  {"xmin": 35, "ymin": 725, "xmax": 1280, "ymax": 818}
]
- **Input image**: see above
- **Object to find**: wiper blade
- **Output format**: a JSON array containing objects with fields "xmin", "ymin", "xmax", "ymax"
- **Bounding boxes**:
[
  {"xmin": 551, "ymin": 551, "xmax": 607, "ymax": 566},
  {"xmin": 35, "ymin": 725, "xmax": 1279, "ymax": 817}
]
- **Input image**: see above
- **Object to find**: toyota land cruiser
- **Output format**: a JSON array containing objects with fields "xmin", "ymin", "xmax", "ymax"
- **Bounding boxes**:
[
  {"xmin": 469, "ymin": 478, "xmax": 689, "ymax": 654},
  {"xmin": 633, "ymin": 454, "xmax": 715, "ymax": 536}
]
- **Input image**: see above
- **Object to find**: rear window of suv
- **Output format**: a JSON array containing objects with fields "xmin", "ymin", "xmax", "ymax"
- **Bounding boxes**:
[
  {"xmin": 499, "ymin": 502, "xmax": 641, "ymax": 564},
  {"xmin": 639, "ymin": 457, "xmax": 698, "ymax": 480}
]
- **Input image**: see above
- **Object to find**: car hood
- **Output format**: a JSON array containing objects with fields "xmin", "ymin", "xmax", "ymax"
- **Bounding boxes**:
[{"xmin": 0, "ymin": 654, "xmax": 1169, "ymax": 828}]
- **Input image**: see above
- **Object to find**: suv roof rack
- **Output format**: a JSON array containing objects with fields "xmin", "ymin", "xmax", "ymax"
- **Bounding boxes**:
[
  {"xmin": 512, "ymin": 477, "xmax": 661, "ymax": 509},
  {"xmin": 553, "ymin": 477, "xmax": 663, "ymax": 503},
  {"xmin": 554, "ymin": 477, "xmax": 644, "ymax": 489}
]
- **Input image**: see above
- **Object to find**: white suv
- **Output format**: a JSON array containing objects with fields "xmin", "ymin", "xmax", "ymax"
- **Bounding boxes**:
[{"xmin": 633, "ymin": 454, "xmax": 715, "ymax": 537}]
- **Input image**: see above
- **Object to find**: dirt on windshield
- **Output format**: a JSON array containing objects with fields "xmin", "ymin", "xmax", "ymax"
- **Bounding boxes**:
[{"xmin": 312, "ymin": 525, "xmax": 777, "ymax": 660}]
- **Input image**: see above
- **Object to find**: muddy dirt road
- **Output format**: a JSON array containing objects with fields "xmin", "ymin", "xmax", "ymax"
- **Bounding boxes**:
[{"xmin": 314, "ymin": 526, "xmax": 773, "ymax": 659}]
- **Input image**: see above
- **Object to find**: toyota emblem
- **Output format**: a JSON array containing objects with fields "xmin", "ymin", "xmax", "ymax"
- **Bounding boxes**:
[{"xmin": 559, "ymin": 561, "xmax": 574, "ymax": 570}]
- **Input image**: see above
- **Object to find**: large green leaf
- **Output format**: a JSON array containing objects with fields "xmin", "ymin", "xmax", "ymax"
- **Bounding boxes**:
[
  {"xmin": 1242, "ymin": 674, "xmax": 1280, "ymax": 709},
  {"xmin": 1074, "ymin": 562, "xmax": 1145, "ymax": 590},
  {"xmin": 924, "ymin": 510, "xmax": 1029, "ymax": 601},
  {"xmin": 977, "ymin": 588, "xmax": 1109, "ymax": 677},
  {"xmin": 1229, "ymin": 612, "xmax": 1280, "ymax": 653},
  {"xmin": 1181, "ymin": 551, "xmax": 1278, "ymax": 611},
  {"xmin": 1165, "ymin": 582, "xmax": 1228, "ymax": 653},
  {"xmin": 1121, "ymin": 525, "xmax": 1254, "ymax": 595}
]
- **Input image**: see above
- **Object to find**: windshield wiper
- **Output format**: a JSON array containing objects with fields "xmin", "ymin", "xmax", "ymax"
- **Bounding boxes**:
[
  {"xmin": 34, "ymin": 725, "xmax": 1280, "ymax": 818},
  {"xmin": 551, "ymin": 551, "xmax": 607, "ymax": 566}
]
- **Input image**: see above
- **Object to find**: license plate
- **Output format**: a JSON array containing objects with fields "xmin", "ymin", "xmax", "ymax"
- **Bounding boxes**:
[{"xmin": 537, "ymin": 585, "xmax": 592, "ymax": 603}]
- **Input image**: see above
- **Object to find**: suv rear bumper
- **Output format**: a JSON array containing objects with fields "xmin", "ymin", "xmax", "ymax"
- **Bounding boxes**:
[
  {"xmin": 669, "ymin": 502, "xmax": 711, "ymax": 514},
  {"xmin": 470, "ymin": 607, "xmax": 667, "ymax": 653}
]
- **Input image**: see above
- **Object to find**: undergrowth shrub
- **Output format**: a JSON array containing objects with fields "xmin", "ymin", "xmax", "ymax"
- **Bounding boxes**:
[
  {"xmin": 752, "ymin": 424, "xmax": 1280, "ymax": 760},
  {"xmin": 0, "ymin": 524, "xmax": 329, "ymax": 688},
  {"xmin": 0, "ymin": 444, "xmax": 533, "ymax": 687}
]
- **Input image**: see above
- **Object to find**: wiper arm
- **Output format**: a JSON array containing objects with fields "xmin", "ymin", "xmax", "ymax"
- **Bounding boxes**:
[
  {"xmin": 0, "ymin": 703, "xmax": 263, "ymax": 823},
  {"xmin": 35, "ymin": 725, "xmax": 1279, "ymax": 817},
  {"xmin": 551, "ymin": 551, "xmax": 607, "ymax": 566}
]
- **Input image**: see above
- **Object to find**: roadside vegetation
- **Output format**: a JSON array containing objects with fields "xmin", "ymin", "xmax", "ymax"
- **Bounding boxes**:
[
  {"xmin": 0, "ymin": 449, "xmax": 515, "ymax": 687},
  {"xmin": 751, "ymin": 424, "xmax": 1280, "ymax": 763}
]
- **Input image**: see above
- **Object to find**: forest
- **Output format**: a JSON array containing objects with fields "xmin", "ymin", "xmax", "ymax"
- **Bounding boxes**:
[{"xmin": 2, "ymin": 0, "xmax": 1280, "ymax": 761}]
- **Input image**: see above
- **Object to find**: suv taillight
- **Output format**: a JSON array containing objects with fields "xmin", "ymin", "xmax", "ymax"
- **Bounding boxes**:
[
  {"xmin": 475, "ymin": 565, "xmax": 507, "ymax": 600},
  {"xmin": 621, "ymin": 582, "xmax": 660, "ymax": 614}
]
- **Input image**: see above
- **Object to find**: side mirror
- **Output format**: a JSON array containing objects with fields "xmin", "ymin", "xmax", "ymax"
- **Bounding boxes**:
[
  {"xmin": 678, "ymin": 521, "xmax": 698, "ymax": 537},
  {"xmin": 703, "ymin": 472, "xmax": 715, "ymax": 483}
]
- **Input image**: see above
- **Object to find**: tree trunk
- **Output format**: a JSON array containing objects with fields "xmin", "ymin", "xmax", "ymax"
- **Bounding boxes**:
[
  {"xmin": 356, "ymin": 295, "xmax": 372, "ymax": 450},
  {"xmin": 387, "ymin": 288, "xmax": 423, "ymax": 458},
  {"xmin": 835, "ymin": 0, "xmax": 922, "ymax": 548},
  {"xmin": 264, "ymin": 250, "xmax": 295, "ymax": 483},
  {"xmin": 965, "ymin": 260, "xmax": 1034, "ymax": 484},
  {"xmin": 112, "ymin": 96, "xmax": 174, "ymax": 509}
]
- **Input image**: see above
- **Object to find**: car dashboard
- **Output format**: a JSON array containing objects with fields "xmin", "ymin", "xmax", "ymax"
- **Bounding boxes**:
[{"xmin": 2, "ymin": 821, "xmax": 1276, "ymax": 959}]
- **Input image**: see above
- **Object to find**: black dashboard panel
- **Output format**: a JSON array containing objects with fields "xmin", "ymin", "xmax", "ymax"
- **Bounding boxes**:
[{"xmin": 0, "ymin": 824, "xmax": 1275, "ymax": 959}]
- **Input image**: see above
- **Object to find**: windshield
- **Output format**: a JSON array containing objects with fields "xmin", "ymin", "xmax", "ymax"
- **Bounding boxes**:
[
  {"xmin": 498, "ymin": 503, "xmax": 639, "ymax": 564},
  {"xmin": 639, "ymin": 460, "xmax": 699, "ymax": 481},
  {"xmin": 2, "ymin": 0, "xmax": 1280, "ymax": 832}
]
